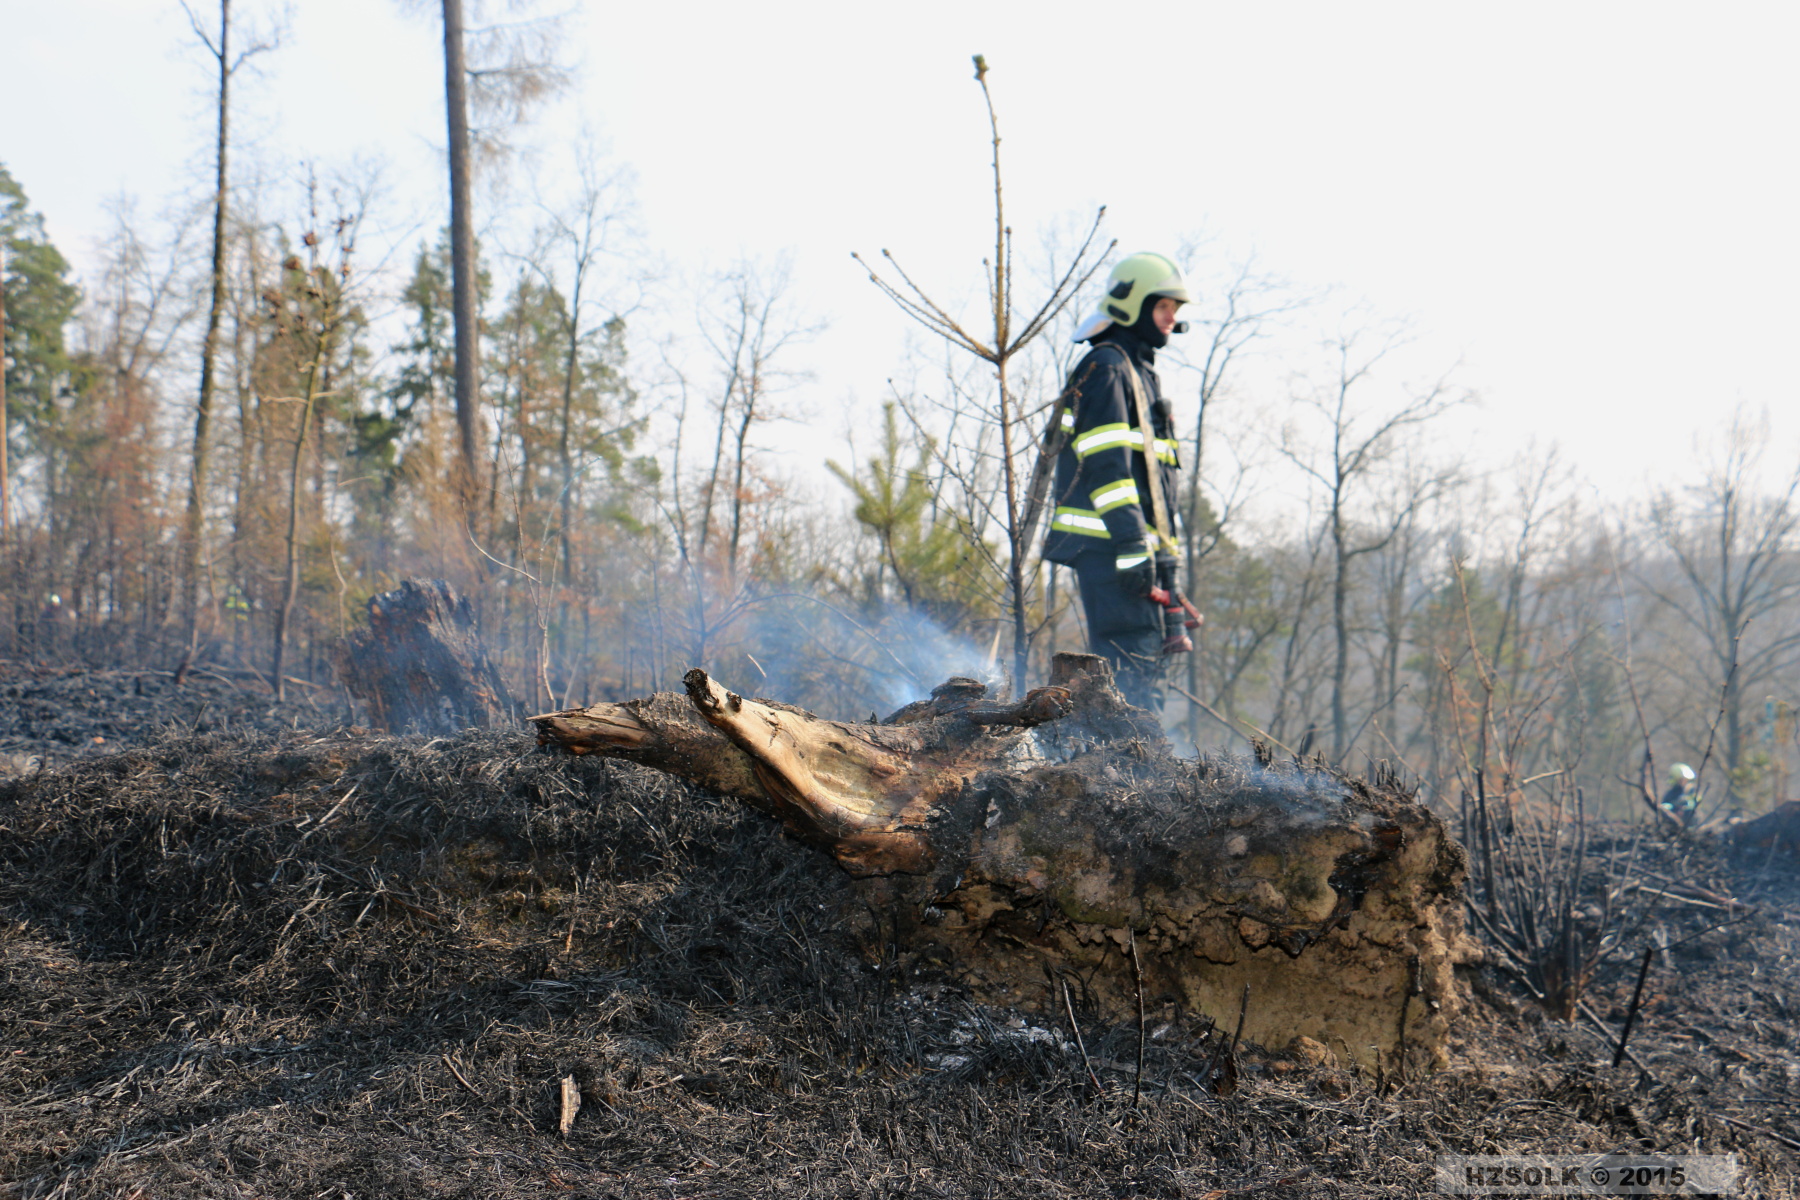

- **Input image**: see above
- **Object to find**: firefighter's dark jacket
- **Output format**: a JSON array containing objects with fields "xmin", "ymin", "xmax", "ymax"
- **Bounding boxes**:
[{"xmin": 1042, "ymin": 330, "xmax": 1182, "ymax": 567}]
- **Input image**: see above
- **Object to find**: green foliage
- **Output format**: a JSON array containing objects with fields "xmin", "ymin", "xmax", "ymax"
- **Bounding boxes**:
[
  {"xmin": 489, "ymin": 273, "xmax": 571, "ymax": 487},
  {"xmin": 828, "ymin": 402, "xmax": 990, "ymax": 626},
  {"xmin": 1, "ymin": 164, "xmax": 81, "ymax": 447},
  {"xmin": 488, "ymin": 277, "xmax": 639, "ymax": 535},
  {"xmin": 389, "ymin": 236, "xmax": 456, "ymax": 421}
]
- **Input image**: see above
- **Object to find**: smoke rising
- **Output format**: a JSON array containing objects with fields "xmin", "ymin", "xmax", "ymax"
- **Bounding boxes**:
[{"xmin": 725, "ymin": 594, "xmax": 1005, "ymax": 720}]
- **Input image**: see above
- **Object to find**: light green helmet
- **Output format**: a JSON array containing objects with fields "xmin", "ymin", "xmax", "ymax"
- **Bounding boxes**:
[{"xmin": 1072, "ymin": 251, "xmax": 1195, "ymax": 342}]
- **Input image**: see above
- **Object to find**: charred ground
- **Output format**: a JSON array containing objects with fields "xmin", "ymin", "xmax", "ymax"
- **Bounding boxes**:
[
  {"xmin": 1, "ymin": 667, "xmax": 1797, "ymax": 1198},
  {"xmin": 0, "ymin": 661, "xmax": 322, "ymax": 775}
]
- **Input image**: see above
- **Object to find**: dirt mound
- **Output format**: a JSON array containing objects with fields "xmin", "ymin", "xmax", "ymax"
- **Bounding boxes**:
[{"xmin": 1, "ymin": 727, "xmax": 1797, "ymax": 1198}]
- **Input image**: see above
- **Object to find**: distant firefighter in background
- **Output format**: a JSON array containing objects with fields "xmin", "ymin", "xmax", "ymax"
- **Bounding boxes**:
[{"xmin": 1660, "ymin": 762, "xmax": 1701, "ymax": 826}]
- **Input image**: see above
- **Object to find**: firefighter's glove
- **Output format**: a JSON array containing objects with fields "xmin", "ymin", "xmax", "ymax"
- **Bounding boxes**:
[
  {"xmin": 1115, "ymin": 543, "xmax": 1155, "ymax": 599},
  {"xmin": 1160, "ymin": 608, "xmax": 1194, "ymax": 656}
]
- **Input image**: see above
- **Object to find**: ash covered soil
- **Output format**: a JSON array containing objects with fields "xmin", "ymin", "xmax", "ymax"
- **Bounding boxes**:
[
  {"xmin": 0, "ymin": 660, "xmax": 324, "ymax": 773},
  {"xmin": 1, "ymin": 667, "xmax": 1797, "ymax": 1198}
]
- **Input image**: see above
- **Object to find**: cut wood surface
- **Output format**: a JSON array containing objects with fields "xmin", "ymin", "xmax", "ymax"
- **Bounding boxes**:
[
  {"xmin": 334, "ymin": 579, "xmax": 512, "ymax": 734},
  {"xmin": 532, "ymin": 654, "xmax": 1474, "ymax": 1070}
]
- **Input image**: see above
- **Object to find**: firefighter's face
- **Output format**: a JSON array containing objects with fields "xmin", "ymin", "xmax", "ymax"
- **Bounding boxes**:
[{"xmin": 1151, "ymin": 296, "xmax": 1181, "ymax": 335}]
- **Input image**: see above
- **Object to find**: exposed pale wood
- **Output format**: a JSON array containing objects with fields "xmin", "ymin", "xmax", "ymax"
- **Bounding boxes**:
[{"xmin": 558, "ymin": 1074, "xmax": 581, "ymax": 1137}]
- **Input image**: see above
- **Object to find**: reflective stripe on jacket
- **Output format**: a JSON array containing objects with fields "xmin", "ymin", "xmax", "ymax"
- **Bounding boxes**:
[{"xmin": 1042, "ymin": 335, "xmax": 1182, "ymax": 567}]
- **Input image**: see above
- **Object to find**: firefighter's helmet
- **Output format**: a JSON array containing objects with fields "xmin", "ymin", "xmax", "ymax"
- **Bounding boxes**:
[{"xmin": 1073, "ymin": 252, "xmax": 1195, "ymax": 342}]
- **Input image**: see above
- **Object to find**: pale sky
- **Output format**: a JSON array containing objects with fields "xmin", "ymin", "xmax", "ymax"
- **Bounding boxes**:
[{"xmin": 6, "ymin": 0, "xmax": 1798, "ymax": 515}]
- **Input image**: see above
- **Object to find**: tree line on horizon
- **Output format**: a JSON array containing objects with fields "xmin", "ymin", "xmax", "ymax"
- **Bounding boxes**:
[{"xmin": 3, "ymin": 7, "xmax": 1799, "ymax": 830}]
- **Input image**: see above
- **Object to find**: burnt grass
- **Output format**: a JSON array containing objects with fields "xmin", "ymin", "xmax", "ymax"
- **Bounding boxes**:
[
  {"xmin": 0, "ymin": 670, "xmax": 1797, "ymax": 1198},
  {"xmin": 0, "ymin": 660, "xmax": 324, "ymax": 772}
]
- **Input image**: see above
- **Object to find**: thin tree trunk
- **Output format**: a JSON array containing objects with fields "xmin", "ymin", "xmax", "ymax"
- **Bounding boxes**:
[
  {"xmin": 727, "ymin": 374, "xmax": 755, "ymax": 575},
  {"xmin": 557, "ymin": 292, "xmax": 581, "ymax": 589},
  {"xmin": 1718, "ymin": 520, "xmax": 1742, "ymax": 799},
  {"xmin": 0, "ymin": 243, "xmax": 9, "ymax": 543},
  {"xmin": 1184, "ymin": 390, "xmax": 1211, "ymax": 747},
  {"xmin": 698, "ymin": 394, "xmax": 728, "ymax": 562},
  {"xmin": 182, "ymin": 0, "xmax": 233, "ymax": 664},
  {"xmin": 442, "ymin": 0, "xmax": 481, "ymax": 511},
  {"xmin": 997, "ymin": 358, "xmax": 1029, "ymax": 694},
  {"xmin": 487, "ymin": 298, "xmax": 523, "ymax": 536},
  {"xmin": 273, "ymin": 323, "xmax": 330, "ymax": 701},
  {"xmin": 554, "ymin": 287, "xmax": 584, "ymax": 684},
  {"xmin": 964, "ymin": 59, "xmax": 1030, "ymax": 693},
  {"xmin": 1722, "ymin": 603, "xmax": 1742, "ymax": 798},
  {"xmin": 700, "ymin": 318, "xmax": 747, "ymax": 563},
  {"xmin": 1383, "ymin": 573, "xmax": 1404, "ymax": 721},
  {"xmin": 230, "ymin": 235, "xmax": 254, "ymax": 646},
  {"xmin": 1331, "ymin": 512, "xmax": 1351, "ymax": 761}
]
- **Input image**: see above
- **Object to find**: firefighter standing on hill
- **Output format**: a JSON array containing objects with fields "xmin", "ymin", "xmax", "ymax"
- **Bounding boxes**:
[{"xmin": 1043, "ymin": 252, "xmax": 1197, "ymax": 712}]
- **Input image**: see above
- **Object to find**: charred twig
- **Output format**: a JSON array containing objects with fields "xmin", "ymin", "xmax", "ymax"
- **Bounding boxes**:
[
  {"xmin": 1200, "ymin": 984, "xmax": 1251, "ymax": 1090},
  {"xmin": 1634, "ymin": 886, "xmax": 1739, "ymax": 912},
  {"xmin": 1128, "ymin": 928, "xmax": 1146, "ymax": 1109},
  {"xmin": 1170, "ymin": 683, "xmax": 1299, "ymax": 758},
  {"xmin": 1061, "ymin": 979, "xmax": 1102, "ymax": 1095},
  {"xmin": 1578, "ymin": 999, "xmax": 1647, "ymax": 1072},
  {"xmin": 1717, "ymin": 1114, "xmax": 1800, "ymax": 1153},
  {"xmin": 1612, "ymin": 946, "xmax": 1654, "ymax": 1068},
  {"xmin": 442, "ymin": 1054, "xmax": 480, "ymax": 1096}
]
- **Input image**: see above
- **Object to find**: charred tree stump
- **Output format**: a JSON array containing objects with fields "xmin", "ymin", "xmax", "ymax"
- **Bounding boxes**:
[
  {"xmin": 335, "ymin": 579, "xmax": 512, "ymax": 734},
  {"xmin": 1726, "ymin": 800, "xmax": 1800, "ymax": 862},
  {"xmin": 532, "ymin": 654, "xmax": 1472, "ymax": 1070}
]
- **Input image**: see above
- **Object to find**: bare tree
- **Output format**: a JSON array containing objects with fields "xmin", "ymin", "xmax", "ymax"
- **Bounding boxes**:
[
  {"xmin": 528, "ymin": 149, "xmax": 640, "ymax": 589},
  {"xmin": 178, "ymin": 0, "xmax": 277, "ymax": 675},
  {"xmin": 1639, "ymin": 412, "xmax": 1800, "ymax": 805},
  {"xmin": 1279, "ymin": 322, "xmax": 1465, "ymax": 760},
  {"xmin": 1170, "ymin": 253, "xmax": 1303, "ymax": 569},
  {"xmin": 269, "ymin": 185, "xmax": 361, "ymax": 701},
  {"xmin": 857, "ymin": 55, "xmax": 1109, "ymax": 692},
  {"xmin": 695, "ymin": 257, "xmax": 818, "ymax": 577},
  {"xmin": 31, "ymin": 201, "xmax": 198, "ymax": 664},
  {"xmin": 1357, "ymin": 459, "xmax": 1443, "ymax": 749},
  {"xmin": 1164, "ymin": 251, "xmax": 1303, "ymax": 745},
  {"xmin": 1264, "ymin": 524, "xmax": 1335, "ymax": 750},
  {"xmin": 640, "ymin": 262, "xmax": 818, "ymax": 676},
  {"xmin": 0, "ymin": 242, "xmax": 8, "ymax": 543}
]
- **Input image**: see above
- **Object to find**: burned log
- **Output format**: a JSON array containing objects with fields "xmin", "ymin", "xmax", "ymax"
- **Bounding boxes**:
[
  {"xmin": 532, "ymin": 654, "xmax": 1472, "ymax": 1070},
  {"xmin": 335, "ymin": 579, "xmax": 512, "ymax": 734},
  {"xmin": 1725, "ymin": 800, "xmax": 1800, "ymax": 862}
]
